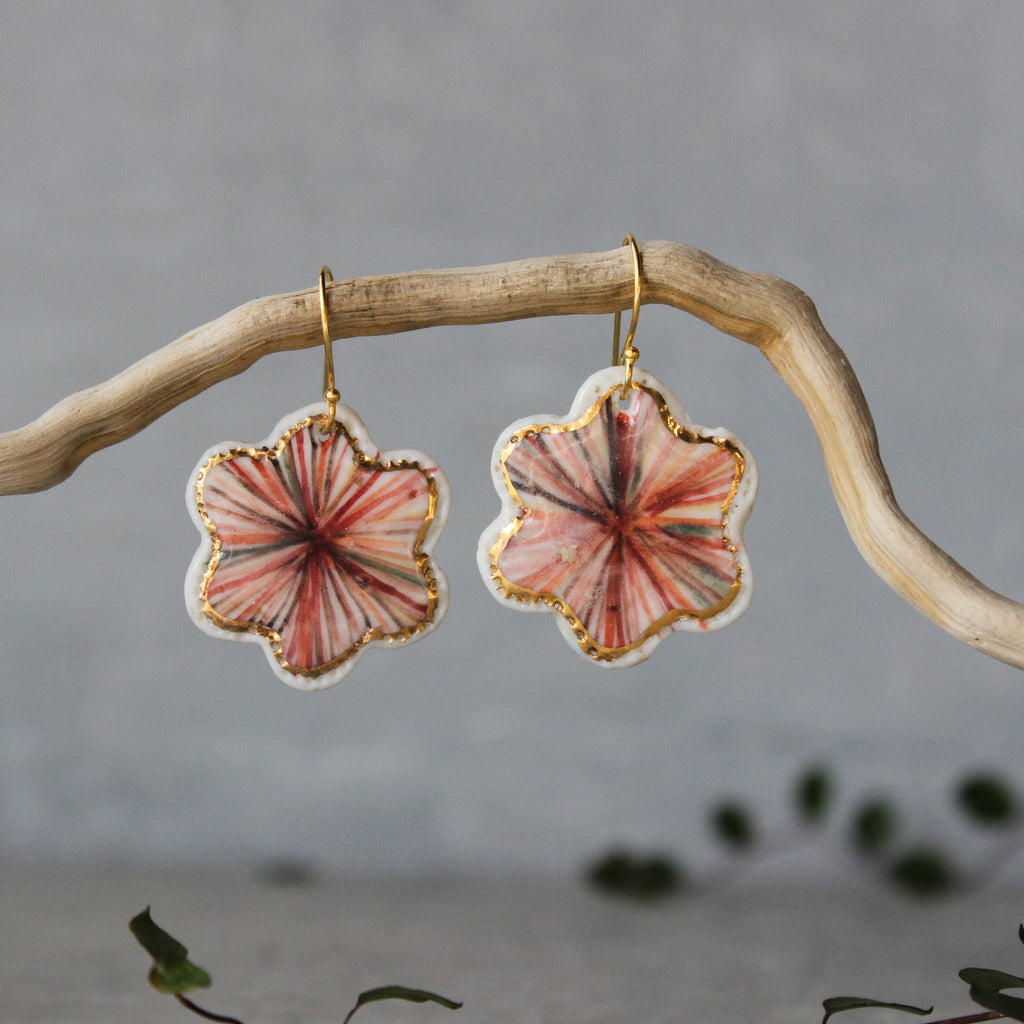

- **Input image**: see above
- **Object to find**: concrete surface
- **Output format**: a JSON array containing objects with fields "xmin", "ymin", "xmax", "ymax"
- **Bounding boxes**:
[{"xmin": 4, "ymin": 867, "xmax": 1024, "ymax": 1024}]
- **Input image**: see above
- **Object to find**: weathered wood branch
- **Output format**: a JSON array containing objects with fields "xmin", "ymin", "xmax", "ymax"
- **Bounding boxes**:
[{"xmin": 1, "ymin": 241, "xmax": 1022, "ymax": 668}]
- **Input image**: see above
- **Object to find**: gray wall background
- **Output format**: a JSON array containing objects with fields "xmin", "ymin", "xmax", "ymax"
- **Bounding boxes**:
[{"xmin": 3, "ymin": 2, "xmax": 1024, "ymax": 879}]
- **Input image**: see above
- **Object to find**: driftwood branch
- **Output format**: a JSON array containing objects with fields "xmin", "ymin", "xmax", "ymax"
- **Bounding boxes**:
[{"xmin": 2, "ymin": 241, "xmax": 1022, "ymax": 668}]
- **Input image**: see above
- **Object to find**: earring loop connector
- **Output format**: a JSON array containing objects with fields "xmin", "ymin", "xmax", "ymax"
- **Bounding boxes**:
[
  {"xmin": 612, "ymin": 234, "xmax": 643, "ymax": 396},
  {"xmin": 319, "ymin": 266, "xmax": 340, "ymax": 432}
]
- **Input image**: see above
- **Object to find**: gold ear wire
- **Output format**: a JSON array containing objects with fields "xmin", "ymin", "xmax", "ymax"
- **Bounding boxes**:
[
  {"xmin": 319, "ymin": 266, "xmax": 340, "ymax": 433},
  {"xmin": 611, "ymin": 234, "xmax": 642, "ymax": 396}
]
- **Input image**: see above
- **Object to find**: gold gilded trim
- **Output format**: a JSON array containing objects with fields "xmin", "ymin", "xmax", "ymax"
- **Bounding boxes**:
[
  {"xmin": 487, "ymin": 379, "xmax": 747, "ymax": 662},
  {"xmin": 193, "ymin": 411, "xmax": 443, "ymax": 680}
]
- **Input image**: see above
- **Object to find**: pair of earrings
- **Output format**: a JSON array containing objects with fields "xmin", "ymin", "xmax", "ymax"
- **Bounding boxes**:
[{"xmin": 185, "ymin": 238, "xmax": 758, "ymax": 690}]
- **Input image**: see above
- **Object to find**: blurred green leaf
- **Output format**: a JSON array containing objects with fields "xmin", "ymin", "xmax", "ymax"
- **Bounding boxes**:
[
  {"xmin": 795, "ymin": 766, "xmax": 833, "ymax": 824},
  {"xmin": 343, "ymin": 986, "xmax": 462, "ymax": 1024},
  {"xmin": 710, "ymin": 803, "xmax": 756, "ymax": 851},
  {"xmin": 129, "ymin": 908, "xmax": 211, "ymax": 995},
  {"xmin": 851, "ymin": 800, "xmax": 898, "ymax": 856},
  {"xmin": 957, "ymin": 774, "xmax": 1018, "ymax": 826},
  {"xmin": 636, "ymin": 855, "xmax": 682, "ymax": 898},
  {"xmin": 821, "ymin": 995, "xmax": 932, "ymax": 1024},
  {"xmin": 585, "ymin": 848, "xmax": 683, "ymax": 900},
  {"xmin": 960, "ymin": 968, "xmax": 1024, "ymax": 990},
  {"xmin": 149, "ymin": 960, "xmax": 213, "ymax": 995},
  {"xmin": 961, "ymin": 966, "xmax": 1024, "ymax": 1023},
  {"xmin": 129, "ymin": 907, "xmax": 188, "ymax": 964},
  {"xmin": 889, "ymin": 849, "xmax": 955, "ymax": 898},
  {"xmin": 587, "ymin": 849, "xmax": 633, "ymax": 890}
]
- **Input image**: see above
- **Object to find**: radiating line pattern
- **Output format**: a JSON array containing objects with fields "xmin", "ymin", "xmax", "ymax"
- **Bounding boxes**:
[
  {"xmin": 485, "ymin": 374, "xmax": 751, "ymax": 663},
  {"xmin": 190, "ymin": 411, "xmax": 444, "ymax": 685}
]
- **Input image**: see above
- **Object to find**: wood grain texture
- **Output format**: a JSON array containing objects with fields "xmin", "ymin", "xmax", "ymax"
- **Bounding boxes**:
[{"xmin": 2, "ymin": 241, "xmax": 1021, "ymax": 668}]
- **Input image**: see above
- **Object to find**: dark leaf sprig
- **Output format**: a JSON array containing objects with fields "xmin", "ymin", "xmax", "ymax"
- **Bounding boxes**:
[
  {"xmin": 130, "ymin": 908, "xmax": 462, "ymax": 1024},
  {"xmin": 823, "ymin": 924, "xmax": 1024, "ymax": 1024}
]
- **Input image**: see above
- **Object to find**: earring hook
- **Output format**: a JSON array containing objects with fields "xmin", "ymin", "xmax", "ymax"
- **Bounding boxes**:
[
  {"xmin": 319, "ymin": 266, "xmax": 340, "ymax": 433},
  {"xmin": 612, "ymin": 233, "xmax": 643, "ymax": 395}
]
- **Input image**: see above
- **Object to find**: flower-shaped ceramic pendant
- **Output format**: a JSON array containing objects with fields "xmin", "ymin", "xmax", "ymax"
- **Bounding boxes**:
[
  {"xmin": 186, "ymin": 403, "xmax": 450, "ymax": 690},
  {"xmin": 478, "ymin": 366, "xmax": 757, "ymax": 668}
]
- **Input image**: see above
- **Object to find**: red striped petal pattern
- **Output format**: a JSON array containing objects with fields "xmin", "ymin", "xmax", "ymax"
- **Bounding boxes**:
[
  {"xmin": 479, "ymin": 367, "xmax": 756, "ymax": 667},
  {"xmin": 187, "ymin": 406, "xmax": 448, "ymax": 689}
]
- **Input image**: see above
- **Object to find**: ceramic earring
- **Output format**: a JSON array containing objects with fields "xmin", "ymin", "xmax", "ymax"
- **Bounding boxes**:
[
  {"xmin": 185, "ymin": 267, "xmax": 450, "ymax": 690},
  {"xmin": 478, "ymin": 235, "xmax": 757, "ymax": 668}
]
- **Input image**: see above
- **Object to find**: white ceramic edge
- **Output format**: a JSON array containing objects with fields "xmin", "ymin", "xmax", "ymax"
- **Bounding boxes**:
[
  {"xmin": 476, "ymin": 366, "xmax": 758, "ymax": 668},
  {"xmin": 185, "ymin": 403, "xmax": 451, "ymax": 692}
]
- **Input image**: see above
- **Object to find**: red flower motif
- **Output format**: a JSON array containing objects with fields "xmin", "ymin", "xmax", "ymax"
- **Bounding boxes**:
[
  {"xmin": 187, "ymin": 405, "xmax": 449, "ymax": 689},
  {"xmin": 478, "ymin": 368, "xmax": 756, "ymax": 667}
]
